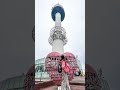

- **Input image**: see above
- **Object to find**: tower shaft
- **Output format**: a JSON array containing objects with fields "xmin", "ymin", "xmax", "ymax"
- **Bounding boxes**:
[
  {"xmin": 49, "ymin": 12, "xmax": 67, "ymax": 53},
  {"xmin": 52, "ymin": 13, "xmax": 63, "ymax": 54},
  {"xmin": 55, "ymin": 13, "xmax": 61, "ymax": 27},
  {"xmin": 52, "ymin": 39, "xmax": 64, "ymax": 54}
]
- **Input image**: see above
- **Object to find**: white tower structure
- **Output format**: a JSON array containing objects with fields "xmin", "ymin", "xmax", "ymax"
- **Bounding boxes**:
[{"xmin": 48, "ymin": 4, "xmax": 67, "ymax": 54}]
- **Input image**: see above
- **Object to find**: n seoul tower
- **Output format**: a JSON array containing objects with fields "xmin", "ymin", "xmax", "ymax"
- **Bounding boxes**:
[
  {"xmin": 48, "ymin": 4, "xmax": 71, "ymax": 90},
  {"xmin": 49, "ymin": 4, "xmax": 67, "ymax": 54}
]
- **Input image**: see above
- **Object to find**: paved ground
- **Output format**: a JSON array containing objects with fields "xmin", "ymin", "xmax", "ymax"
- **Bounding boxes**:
[
  {"xmin": 38, "ymin": 76, "xmax": 85, "ymax": 90},
  {"xmin": 36, "ymin": 76, "xmax": 85, "ymax": 84},
  {"xmin": 70, "ymin": 76, "xmax": 85, "ymax": 84},
  {"xmin": 41, "ymin": 85, "xmax": 85, "ymax": 90}
]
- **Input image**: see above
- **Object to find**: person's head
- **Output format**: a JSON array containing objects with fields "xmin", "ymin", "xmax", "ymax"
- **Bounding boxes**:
[{"xmin": 61, "ymin": 54, "xmax": 65, "ymax": 60}]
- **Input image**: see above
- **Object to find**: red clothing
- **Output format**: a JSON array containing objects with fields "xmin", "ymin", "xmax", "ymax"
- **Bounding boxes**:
[{"xmin": 61, "ymin": 60, "xmax": 70, "ymax": 73}]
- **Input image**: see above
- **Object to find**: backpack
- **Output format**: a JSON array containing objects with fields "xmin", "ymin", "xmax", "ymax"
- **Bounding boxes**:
[{"xmin": 58, "ymin": 62, "xmax": 62, "ymax": 73}]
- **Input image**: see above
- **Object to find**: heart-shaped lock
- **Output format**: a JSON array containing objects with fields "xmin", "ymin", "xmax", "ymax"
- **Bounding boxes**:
[{"xmin": 45, "ymin": 52, "xmax": 79, "ymax": 85}]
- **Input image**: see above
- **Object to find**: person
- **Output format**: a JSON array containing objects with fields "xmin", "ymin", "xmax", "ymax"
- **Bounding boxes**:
[
  {"xmin": 61, "ymin": 55, "xmax": 70, "ymax": 73},
  {"xmin": 60, "ymin": 55, "xmax": 71, "ymax": 90}
]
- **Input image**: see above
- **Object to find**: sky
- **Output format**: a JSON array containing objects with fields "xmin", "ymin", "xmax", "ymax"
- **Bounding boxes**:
[{"xmin": 35, "ymin": 0, "xmax": 85, "ymax": 70}]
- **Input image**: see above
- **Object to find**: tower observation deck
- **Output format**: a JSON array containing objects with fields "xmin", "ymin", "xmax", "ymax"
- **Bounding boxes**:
[{"xmin": 51, "ymin": 4, "xmax": 65, "ymax": 22}]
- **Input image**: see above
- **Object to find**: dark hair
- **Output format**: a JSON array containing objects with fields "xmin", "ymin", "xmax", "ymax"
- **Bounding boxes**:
[{"xmin": 61, "ymin": 55, "xmax": 65, "ymax": 60}]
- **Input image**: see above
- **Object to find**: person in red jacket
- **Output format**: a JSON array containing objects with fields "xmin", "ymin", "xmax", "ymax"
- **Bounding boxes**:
[
  {"xmin": 60, "ymin": 55, "xmax": 71, "ymax": 90},
  {"xmin": 61, "ymin": 55, "xmax": 70, "ymax": 73},
  {"xmin": 58, "ymin": 55, "xmax": 70, "ymax": 73}
]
